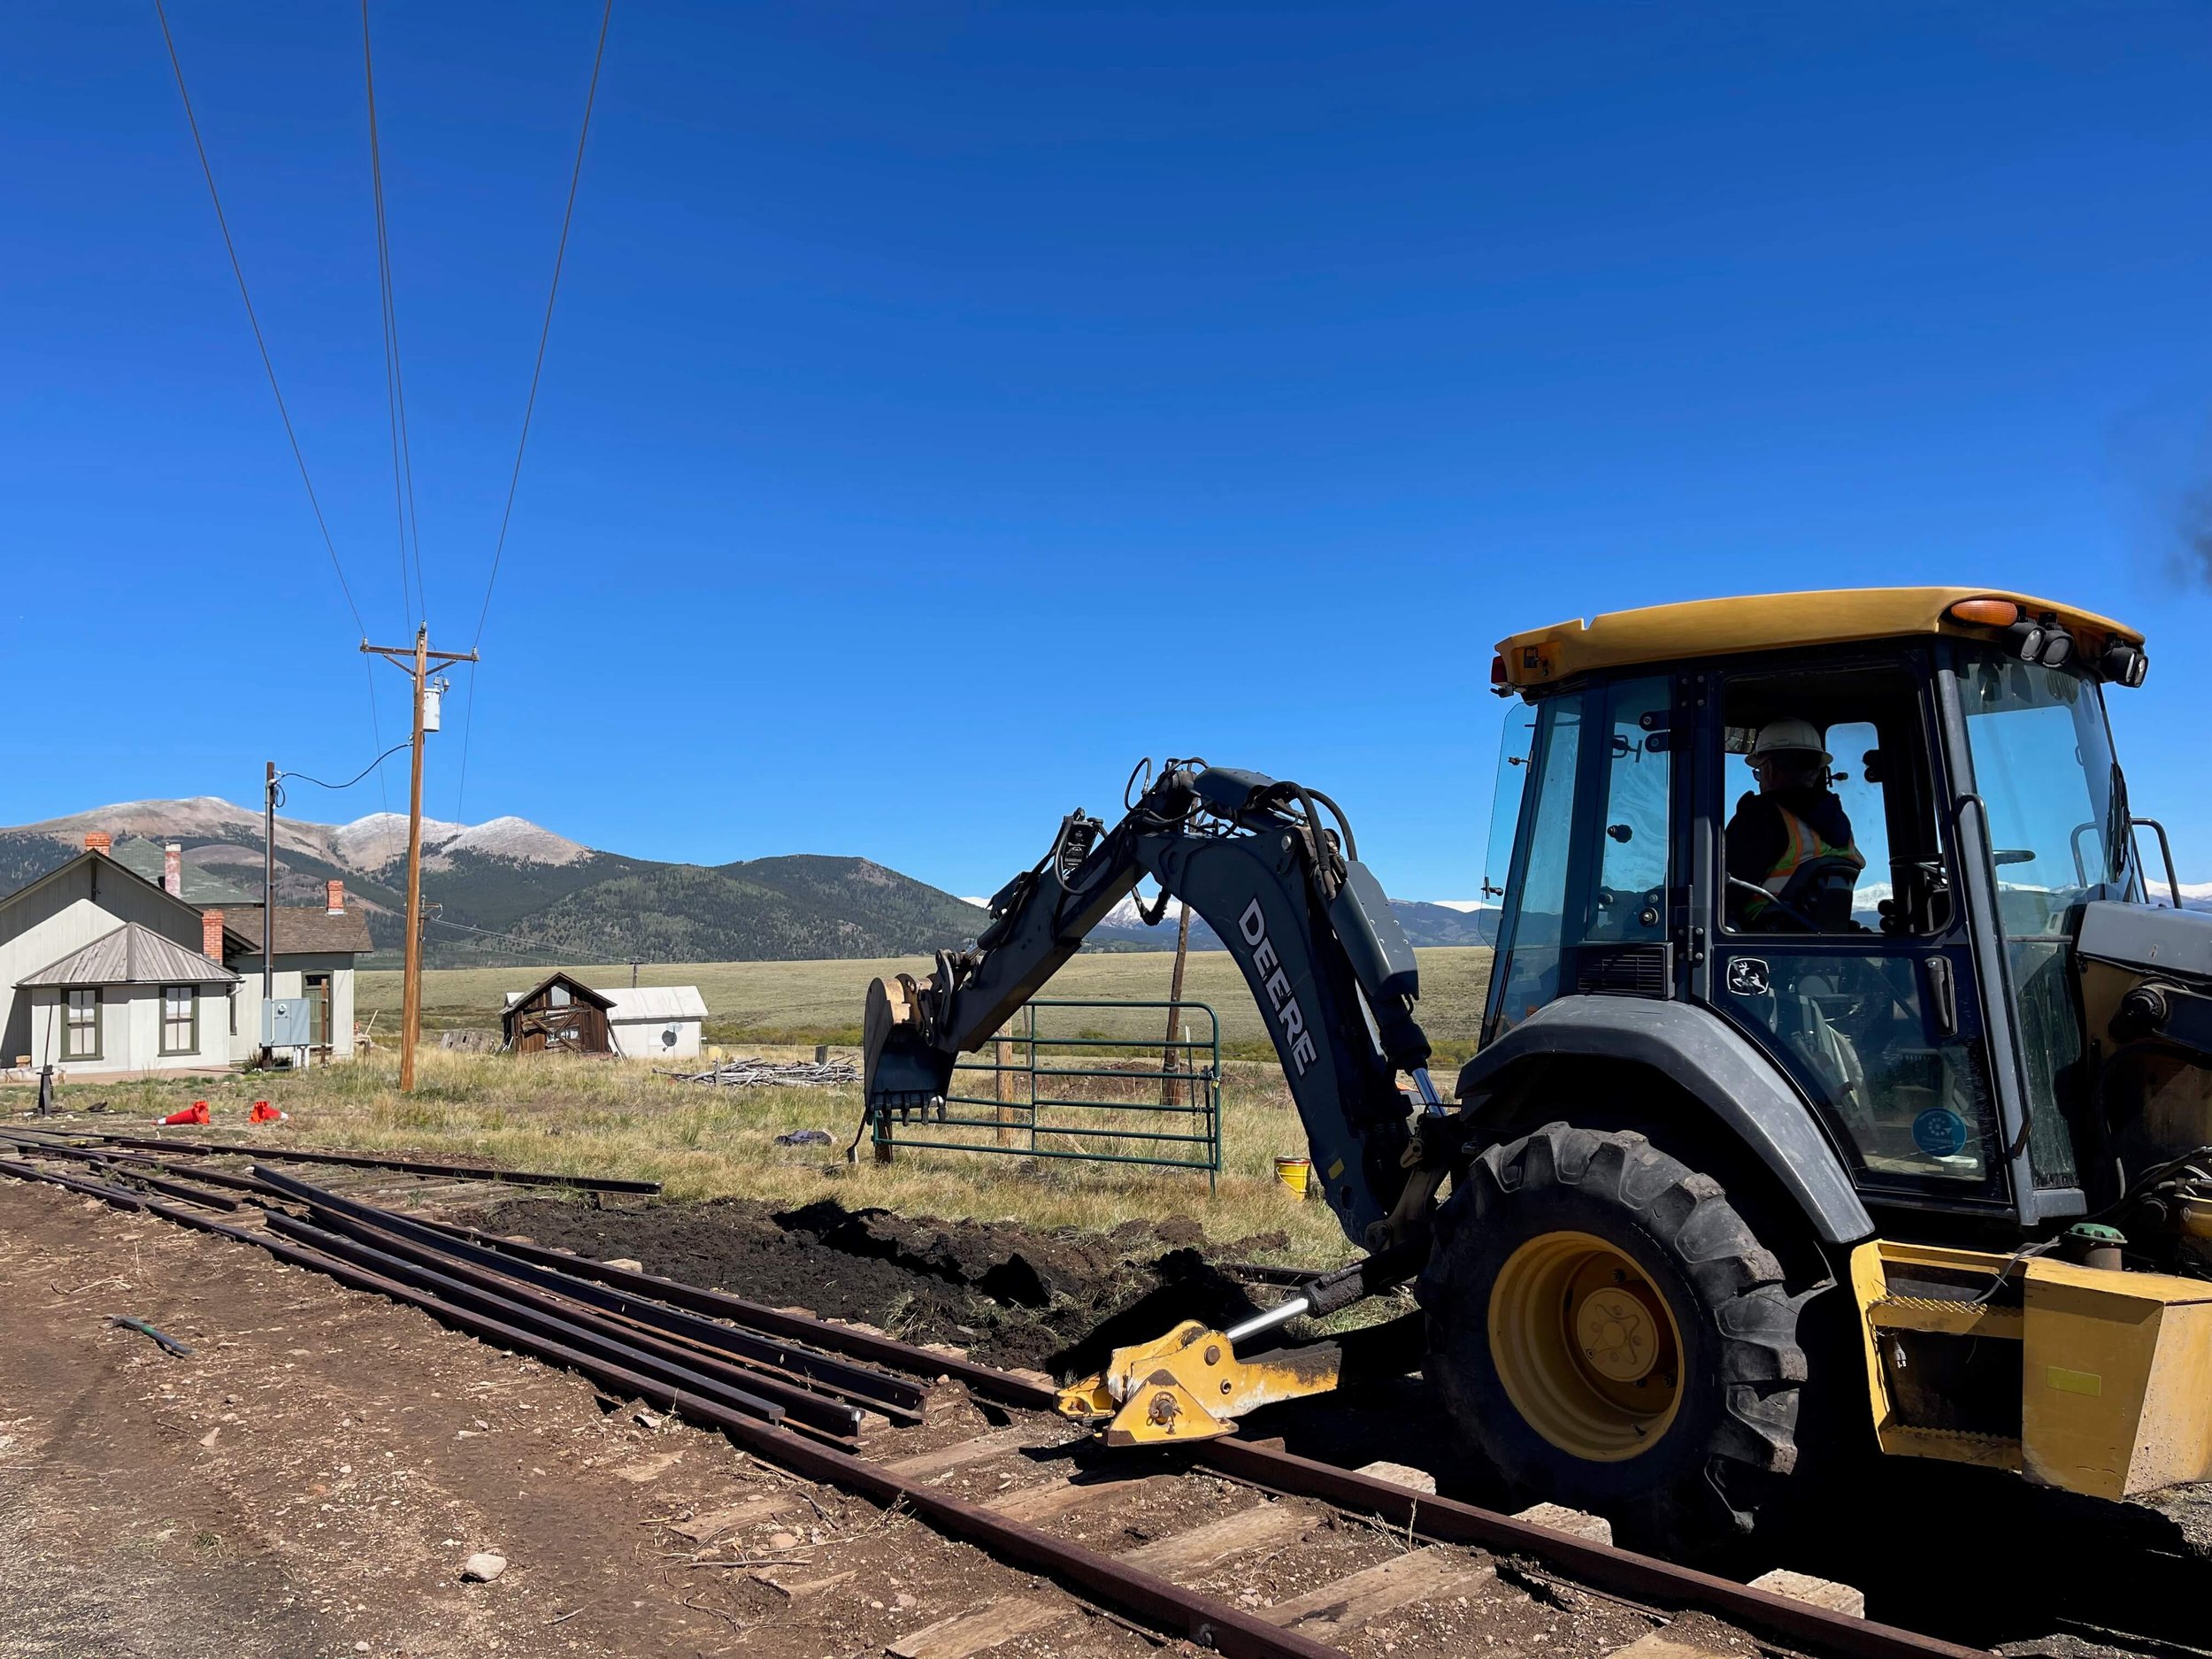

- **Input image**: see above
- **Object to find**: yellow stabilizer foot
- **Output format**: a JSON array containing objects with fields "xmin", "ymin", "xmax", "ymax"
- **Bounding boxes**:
[{"xmin": 1056, "ymin": 1319, "xmax": 1345, "ymax": 1447}]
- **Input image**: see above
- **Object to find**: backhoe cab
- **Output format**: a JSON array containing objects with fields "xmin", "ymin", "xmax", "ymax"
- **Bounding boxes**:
[{"xmin": 864, "ymin": 587, "xmax": 2212, "ymax": 1541}]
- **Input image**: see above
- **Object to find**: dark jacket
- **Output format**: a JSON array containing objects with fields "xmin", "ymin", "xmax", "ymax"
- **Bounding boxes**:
[{"xmin": 1724, "ymin": 787, "xmax": 1857, "ymax": 889}]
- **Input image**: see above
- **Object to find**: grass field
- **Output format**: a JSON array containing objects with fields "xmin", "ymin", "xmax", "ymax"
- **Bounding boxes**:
[
  {"xmin": 14, "ymin": 1048, "xmax": 1377, "ymax": 1265},
  {"xmin": 364, "ymin": 946, "xmax": 1495, "ymax": 1064},
  {"xmin": 4, "ymin": 949, "xmax": 1494, "ymax": 1268}
]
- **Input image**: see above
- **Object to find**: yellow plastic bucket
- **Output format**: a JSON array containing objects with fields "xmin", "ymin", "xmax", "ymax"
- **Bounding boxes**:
[{"xmin": 1274, "ymin": 1156, "xmax": 1311, "ymax": 1197}]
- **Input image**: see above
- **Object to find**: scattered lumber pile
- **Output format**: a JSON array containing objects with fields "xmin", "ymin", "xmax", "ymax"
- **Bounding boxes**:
[{"xmin": 658, "ymin": 1056, "xmax": 860, "ymax": 1088}]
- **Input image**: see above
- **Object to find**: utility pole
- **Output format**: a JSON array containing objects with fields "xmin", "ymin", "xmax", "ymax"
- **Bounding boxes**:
[
  {"xmin": 263, "ymin": 760, "xmax": 277, "ymax": 1066},
  {"xmin": 362, "ymin": 626, "xmax": 478, "ymax": 1092}
]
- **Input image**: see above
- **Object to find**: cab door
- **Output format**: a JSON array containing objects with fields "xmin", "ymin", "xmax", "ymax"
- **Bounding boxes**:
[{"xmin": 1695, "ymin": 656, "xmax": 2011, "ymax": 1210}]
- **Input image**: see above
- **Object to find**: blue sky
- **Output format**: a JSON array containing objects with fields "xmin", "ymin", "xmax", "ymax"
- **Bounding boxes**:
[{"xmin": 4, "ymin": 3, "xmax": 2210, "ymax": 901}]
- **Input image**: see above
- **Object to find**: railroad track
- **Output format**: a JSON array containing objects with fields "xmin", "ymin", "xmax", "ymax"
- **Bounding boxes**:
[{"xmin": 0, "ymin": 1130, "xmax": 1991, "ymax": 1659}]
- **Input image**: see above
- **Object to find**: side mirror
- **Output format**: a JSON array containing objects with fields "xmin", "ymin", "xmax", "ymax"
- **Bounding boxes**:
[{"xmin": 1862, "ymin": 749, "xmax": 1885, "ymax": 785}]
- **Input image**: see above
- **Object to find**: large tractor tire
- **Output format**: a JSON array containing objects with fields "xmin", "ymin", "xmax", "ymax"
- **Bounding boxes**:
[{"xmin": 1420, "ymin": 1122, "xmax": 1807, "ymax": 1545}]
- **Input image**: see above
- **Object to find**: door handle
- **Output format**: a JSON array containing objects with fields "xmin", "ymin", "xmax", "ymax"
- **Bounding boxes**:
[{"xmin": 1924, "ymin": 956, "xmax": 1958, "ymax": 1038}]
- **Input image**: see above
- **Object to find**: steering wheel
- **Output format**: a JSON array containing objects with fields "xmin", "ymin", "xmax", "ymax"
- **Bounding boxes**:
[{"xmin": 1726, "ymin": 875, "xmax": 1820, "ymax": 933}]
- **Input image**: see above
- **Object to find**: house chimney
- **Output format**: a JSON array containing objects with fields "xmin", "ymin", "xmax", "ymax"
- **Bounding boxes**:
[
  {"xmin": 163, "ymin": 842, "xmax": 183, "ymax": 895},
  {"xmin": 202, "ymin": 908, "xmax": 226, "ymax": 962},
  {"xmin": 83, "ymin": 832, "xmax": 111, "ymax": 856},
  {"xmin": 326, "ymin": 879, "xmax": 346, "ymax": 916}
]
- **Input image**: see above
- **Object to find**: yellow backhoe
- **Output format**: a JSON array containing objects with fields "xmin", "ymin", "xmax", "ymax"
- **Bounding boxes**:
[{"xmin": 863, "ymin": 588, "xmax": 2212, "ymax": 1540}]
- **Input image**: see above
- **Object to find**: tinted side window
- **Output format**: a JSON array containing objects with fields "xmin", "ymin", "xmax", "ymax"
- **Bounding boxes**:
[{"xmin": 1486, "ymin": 691, "xmax": 1583, "ymax": 1038}]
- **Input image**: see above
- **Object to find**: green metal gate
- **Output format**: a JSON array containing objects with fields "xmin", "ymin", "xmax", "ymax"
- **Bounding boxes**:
[{"xmin": 868, "ymin": 999, "xmax": 1221, "ymax": 1185}]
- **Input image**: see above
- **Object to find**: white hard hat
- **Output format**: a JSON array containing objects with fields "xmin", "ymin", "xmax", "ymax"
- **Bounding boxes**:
[{"xmin": 1751, "ymin": 718, "xmax": 1830, "ymax": 762}]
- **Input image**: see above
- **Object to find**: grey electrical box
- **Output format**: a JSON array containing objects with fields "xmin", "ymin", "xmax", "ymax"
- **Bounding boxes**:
[{"xmin": 262, "ymin": 997, "xmax": 311, "ymax": 1047}]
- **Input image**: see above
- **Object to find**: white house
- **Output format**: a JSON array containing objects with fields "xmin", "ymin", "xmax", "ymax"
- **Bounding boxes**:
[{"xmin": 0, "ymin": 835, "xmax": 372, "ymax": 1077}]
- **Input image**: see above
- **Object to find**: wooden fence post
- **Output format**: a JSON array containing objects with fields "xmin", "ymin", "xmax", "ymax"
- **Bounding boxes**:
[
  {"xmin": 1160, "ymin": 901, "xmax": 1193, "ymax": 1108},
  {"xmin": 995, "ymin": 1032, "xmax": 1017, "ymax": 1145}
]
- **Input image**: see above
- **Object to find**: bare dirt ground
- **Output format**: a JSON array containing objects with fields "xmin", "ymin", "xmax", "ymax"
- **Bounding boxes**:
[
  {"xmin": 11, "ymin": 1170, "xmax": 2212, "ymax": 1659},
  {"xmin": 0, "ymin": 1182, "xmax": 1147, "ymax": 1659},
  {"xmin": 460, "ymin": 1194, "xmax": 1295, "ymax": 1376}
]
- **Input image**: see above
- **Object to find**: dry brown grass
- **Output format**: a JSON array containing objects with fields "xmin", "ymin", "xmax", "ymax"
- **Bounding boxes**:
[
  {"xmin": 14, "ymin": 949, "xmax": 1494, "ymax": 1270},
  {"xmin": 11, "ymin": 1046, "xmax": 1363, "ymax": 1266}
]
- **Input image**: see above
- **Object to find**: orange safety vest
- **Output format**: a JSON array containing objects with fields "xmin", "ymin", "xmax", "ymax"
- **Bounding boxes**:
[
  {"xmin": 1742, "ymin": 804, "xmax": 1865, "ymax": 924},
  {"xmin": 1760, "ymin": 805, "xmax": 1866, "ymax": 895}
]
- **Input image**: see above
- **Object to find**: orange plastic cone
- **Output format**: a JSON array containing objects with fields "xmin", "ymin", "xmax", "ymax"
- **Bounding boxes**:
[
  {"xmin": 249, "ymin": 1100, "xmax": 287, "ymax": 1124},
  {"xmin": 159, "ymin": 1101, "xmax": 211, "ymax": 1126}
]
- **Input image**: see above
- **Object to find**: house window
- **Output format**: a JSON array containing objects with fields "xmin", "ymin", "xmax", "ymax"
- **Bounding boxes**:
[
  {"xmin": 161, "ymin": 985, "xmax": 197, "ymax": 1056},
  {"xmin": 63, "ymin": 988, "xmax": 100, "ymax": 1060}
]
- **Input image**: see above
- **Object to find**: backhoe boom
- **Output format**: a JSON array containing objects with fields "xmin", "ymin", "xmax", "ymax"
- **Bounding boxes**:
[{"xmin": 862, "ymin": 764, "xmax": 1441, "ymax": 1244}]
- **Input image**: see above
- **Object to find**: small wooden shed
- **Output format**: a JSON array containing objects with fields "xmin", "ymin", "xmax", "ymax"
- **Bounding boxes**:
[{"xmin": 501, "ymin": 972, "xmax": 616, "ymax": 1056}]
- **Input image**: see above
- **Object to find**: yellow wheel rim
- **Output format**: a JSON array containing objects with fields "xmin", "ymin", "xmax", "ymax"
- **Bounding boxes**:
[{"xmin": 1487, "ymin": 1230, "xmax": 1685, "ymax": 1463}]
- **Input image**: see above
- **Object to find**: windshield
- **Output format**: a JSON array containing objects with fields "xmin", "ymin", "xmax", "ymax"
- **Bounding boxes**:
[{"xmin": 1958, "ymin": 650, "xmax": 2133, "ymax": 938}]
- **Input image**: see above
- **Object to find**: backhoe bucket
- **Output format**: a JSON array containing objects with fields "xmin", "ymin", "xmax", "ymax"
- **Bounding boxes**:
[{"xmin": 862, "ymin": 974, "xmax": 956, "ymax": 1114}]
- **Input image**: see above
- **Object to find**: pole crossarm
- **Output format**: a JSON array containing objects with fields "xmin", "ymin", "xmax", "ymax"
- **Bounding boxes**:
[{"xmin": 361, "ymin": 641, "xmax": 479, "ymax": 666}]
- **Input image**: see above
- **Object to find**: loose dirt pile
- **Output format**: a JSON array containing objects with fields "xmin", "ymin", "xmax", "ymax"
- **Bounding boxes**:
[{"xmin": 457, "ymin": 1195, "xmax": 1301, "ymax": 1375}]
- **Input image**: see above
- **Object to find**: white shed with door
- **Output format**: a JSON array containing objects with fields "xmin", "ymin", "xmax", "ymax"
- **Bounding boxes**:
[{"xmin": 603, "ymin": 986, "xmax": 707, "ymax": 1059}]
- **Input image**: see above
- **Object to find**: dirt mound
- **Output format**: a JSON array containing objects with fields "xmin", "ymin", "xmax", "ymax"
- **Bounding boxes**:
[{"xmin": 459, "ymin": 1195, "xmax": 1281, "ymax": 1375}]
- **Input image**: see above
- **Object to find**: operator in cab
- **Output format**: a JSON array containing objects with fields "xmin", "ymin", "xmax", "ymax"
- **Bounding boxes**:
[{"xmin": 1725, "ymin": 718, "xmax": 1866, "ymax": 932}]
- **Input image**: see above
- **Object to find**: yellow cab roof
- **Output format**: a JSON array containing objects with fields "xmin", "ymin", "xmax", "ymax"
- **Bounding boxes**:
[{"xmin": 1493, "ymin": 586, "xmax": 2144, "ymax": 691}]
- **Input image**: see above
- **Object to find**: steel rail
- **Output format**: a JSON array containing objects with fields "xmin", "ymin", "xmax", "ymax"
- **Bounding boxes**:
[
  {"xmin": 0, "ymin": 1157, "xmax": 1988, "ymax": 1659},
  {"xmin": 0, "ymin": 1137, "xmax": 246, "ymax": 1211},
  {"xmin": 412, "ymin": 1214, "xmax": 1060, "ymax": 1409},
  {"xmin": 251, "ymin": 1166, "xmax": 925, "ymax": 1416},
  {"xmin": 0, "ymin": 1157, "xmax": 1342, "ymax": 1659},
  {"xmin": 256, "ymin": 1208, "xmax": 841, "ymax": 1437},
  {"xmin": 270, "ymin": 1203, "xmax": 875, "ymax": 1437},
  {"xmin": 1192, "ymin": 1440, "xmax": 1982, "ymax": 1659},
  {"xmin": 102, "ymin": 1162, "xmax": 244, "ymax": 1211},
  {"xmin": 0, "ymin": 1156, "xmax": 799, "ymax": 1427},
  {"xmin": 91, "ymin": 1133, "xmax": 661, "ymax": 1194},
  {"xmin": 404, "ymin": 1208, "xmax": 1980, "ymax": 1659}
]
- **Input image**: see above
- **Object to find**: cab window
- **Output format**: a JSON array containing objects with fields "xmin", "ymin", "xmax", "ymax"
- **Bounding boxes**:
[
  {"xmin": 1720, "ymin": 666, "xmax": 1947, "ymax": 937},
  {"xmin": 1709, "ymin": 663, "xmax": 2002, "ymax": 1198}
]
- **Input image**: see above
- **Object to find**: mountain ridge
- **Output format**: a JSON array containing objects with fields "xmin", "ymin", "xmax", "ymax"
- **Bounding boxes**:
[{"xmin": 0, "ymin": 798, "xmax": 1494, "ymax": 964}]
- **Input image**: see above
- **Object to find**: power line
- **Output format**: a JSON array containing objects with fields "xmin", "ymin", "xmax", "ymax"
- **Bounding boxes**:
[
  {"xmin": 423, "ymin": 915, "xmax": 579, "ymax": 959},
  {"xmin": 152, "ymin": 0, "xmax": 370, "ymax": 640},
  {"xmin": 361, "ymin": 0, "xmax": 427, "ymax": 631},
  {"xmin": 471, "ymin": 0, "xmax": 612, "ymax": 652},
  {"xmin": 453, "ymin": 662, "xmax": 481, "ymax": 819},
  {"xmin": 278, "ymin": 737, "xmax": 415, "ymax": 795},
  {"xmin": 363, "ymin": 657, "xmax": 392, "ymax": 813},
  {"xmin": 457, "ymin": 0, "xmax": 614, "ymax": 817}
]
